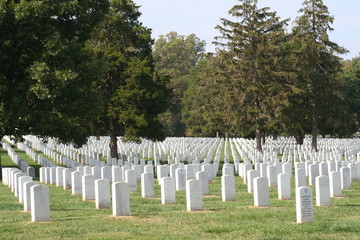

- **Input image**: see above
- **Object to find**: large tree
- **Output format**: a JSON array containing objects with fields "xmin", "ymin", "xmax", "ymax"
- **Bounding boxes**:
[
  {"xmin": 153, "ymin": 32, "xmax": 206, "ymax": 136},
  {"xmin": 0, "ymin": 0, "xmax": 109, "ymax": 145},
  {"xmin": 290, "ymin": 0, "xmax": 347, "ymax": 150},
  {"xmin": 182, "ymin": 53, "xmax": 241, "ymax": 138},
  {"xmin": 215, "ymin": 0, "xmax": 289, "ymax": 152},
  {"xmin": 87, "ymin": 0, "xmax": 170, "ymax": 158}
]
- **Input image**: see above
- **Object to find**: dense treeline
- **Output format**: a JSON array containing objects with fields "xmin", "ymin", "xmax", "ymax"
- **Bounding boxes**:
[
  {"xmin": 154, "ymin": 0, "xmax": 360, "ymax": 152},
  {"xmin": 0, "ymin": 0, "xmax": 359, "ymax": 157}
]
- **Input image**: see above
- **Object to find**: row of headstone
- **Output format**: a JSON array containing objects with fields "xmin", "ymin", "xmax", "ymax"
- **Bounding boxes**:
[{"xmin": 2, "ymin": 167, "xmax": 50, "ymax": 222}]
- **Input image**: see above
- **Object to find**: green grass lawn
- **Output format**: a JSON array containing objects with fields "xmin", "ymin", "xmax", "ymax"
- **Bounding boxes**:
[{"xmin": 1, "ymin": 148, "xmax": 360, "ymax": 239}]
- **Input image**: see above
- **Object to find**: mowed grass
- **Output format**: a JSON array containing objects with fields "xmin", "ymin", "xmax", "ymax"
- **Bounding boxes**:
[{"xmin": 1, "ymin": 150, "xmax": 360, "ymax": 239}]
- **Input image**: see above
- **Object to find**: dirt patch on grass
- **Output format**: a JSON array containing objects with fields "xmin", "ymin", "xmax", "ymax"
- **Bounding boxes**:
[
  {"xmin": 187, "ymin": 210, "xmax": 214, "ymax": 213},
  {"xmin": 108, "ymin": 215, "xmax": 137, "ymax": 220},
  {"xmin": 203, "ymin": 195, "xmax": 220, "ymax": 198}
]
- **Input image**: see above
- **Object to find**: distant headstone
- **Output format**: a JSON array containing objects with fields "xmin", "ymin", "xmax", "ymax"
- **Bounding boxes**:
[
  {"xmin": 27, "ymin": 166, "xmax": 35, "ymax": 179},
  {"xmin": 92, "ymin": 166, "xmax": 102, "ymax": 180},
  {"xmin": 101, "ymin": 166, "xmax": 112, "ymax": 181}
]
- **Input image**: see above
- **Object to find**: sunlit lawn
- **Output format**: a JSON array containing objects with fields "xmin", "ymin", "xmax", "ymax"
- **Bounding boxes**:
[{"xmin": 1, "ymin": 147, "xmax": 360, "ymax": 239}]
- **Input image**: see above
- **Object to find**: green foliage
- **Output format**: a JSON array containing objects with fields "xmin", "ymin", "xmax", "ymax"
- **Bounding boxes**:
[
  {"xmin": 183, "ymin": 53, "xmax": 240, "ymax": 138},
  {"xmin": 88, "ymin": 0, "xmax": 170, "ymax": 156},
  {"xmin": 214, "ymin": 0, "xmax": 290, "ymax": 149},
  {"xmin": 153, "ymin": 32, "xmax": 206, "ymax": 136},
  {"xmin": 0, "ymin": 0, "xmax": 109, "ymax": 146},
  {"xmin": 286, "ymin": 0, "xmax": 348, "ymax": 147},
  {"xmin": 341, "ymin": 57, "xmax": 360, "ymax": 134}
]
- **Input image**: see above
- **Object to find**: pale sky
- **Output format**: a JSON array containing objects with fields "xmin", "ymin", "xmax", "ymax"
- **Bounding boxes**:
[{"xmin": 133, "ymin": 0, "xmax": 360, "ymax": 60}]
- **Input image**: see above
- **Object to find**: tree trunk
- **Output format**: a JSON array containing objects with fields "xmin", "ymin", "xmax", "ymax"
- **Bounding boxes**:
[
  {"xmin": 0, "ymin": 139, "xmax": 3, "ymax": 181},
  {"xmin": 262, "ymin": 131, "xmax": 266, "ymax": 145},
  {"xmin": 273, "ymin": 133, "xmax": 278, "ymax": 141},
  {"xmin": 255, "ymin": 129, "xmax": 263, "ymax": 153},
  {"xmin": 109, "ymin": 118, "xmax": 118, "ymax": 159},
  {"xmin": 294, "ymin": 133, "xmax": 304, "ymax": 145},
  {"xmin": 225, "ymin": 131, "xmax": 229, "ymax": 140},
  {"xmin": 311, "ymin": 119, "xmax": 318, "ymax": 152}
]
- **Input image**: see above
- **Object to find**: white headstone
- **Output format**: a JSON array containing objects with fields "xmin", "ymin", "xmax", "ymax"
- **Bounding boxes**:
[
  {"xmin": 295, "ymin": 168, "xmax": 306, "ymax": 188},
  {"xmin": 267, "ymin": 165, "xmax": 277, "ymax": 187},
  {"xmin": 186, "ymin": 179, "xmax": 203, "ymax": 211},
  {"xmin": 315, "ymin": 175, "xmax": 330, "ymax": 206},
  {"xmin": 278, "ymin": 173, "xmax": 291, "ymax": 200},
  {"xmin": 308, "ymin": 164, "xmax": 318, "ymax": 186},
  {"xmin": 196, "ymin": 171, "xmax": 209, "ymax": 196},
  {"xmin": 92, "ymin": 166, "xmax": 102, "ymax": 180},
  {"xmin": 14, "ymin": 172, "xmax": 26, "ymax": 197},
  {"xmin": 23, "ymin": 181, "xmax": 39, "ymax": 212},
  {"xmin": 95, "ymin": 179, "xmax": 110, "ymax": 209},
  {"xmin": 340, "ymin": 167, "xmax": 351, "ymax": 190},
  {"xmin": 39, "ymin": 167, "xmax": 46, "ymax": 183},
  {"xmin": 247, "ymin": 170, "xmax": 259, "ymax": 193},
  {"xmin": 71, "ymin": 171, "xmax": 82, "ymax": 195},
  {"xmin": 296, "ymin": 186, "xmax": 314, "ymax": 223},
  {"xmin": 112, "ymin": 166, "xmax": 122, "ymax": 183},
  {"xmin": 260, "ymin": 163, "xmax": 268, "ymax": 178},
  {"xmin": 50, "ymin": 167, "xmax": 56, "ymax": 185},
  {"xmin": 82, "ymin": 174, "xmax": 95, "ymax": 201},
  {"xmin": 63, "ymin": 168, "xmax": 72, "ymax": 190},
  {"xmin": 112, "ymin": 182, "xmax": 130, "ymax": 216},
  {"xmin": 18, "ymin": 176, "xmax": 32, "ymax": 203},
  {"xmin": 319, "ymin": 162, "xmax": 328, "ymax": 176},
  {"xmin": 125, "ymin": 169, "xmax": 137, "ymax": 192},
  {"xmin": 101, "ymin": 166, "xmax": 112, "ymax": 181},
  {"xmin": 144, "ymin": 165, "xmax": 154, "ymax": 174},
  {"xmin": 329, "ymin": 171, "xmax": 342, "ymax": 197},
  {"xmin": 254, "ymin": 177, "xmax": 269, "ymax": 207},
  {"xmin": 30, "ymin": 184, "xmax": 50, "ymax": 222},
  {"xmin": 221, "ymin": 175, "xmax": 235, "ymax": 201},
  {"xmin": 243, "ymin": 163, "xmax": 252, "ymax": 184},
  {"xmin": 175, "ymin": 168, "xmax": 186, "ymax": 191},
  {"xmin": 56, "ymin": 167, "xmax": 64, "ymax": 187},
  {"xmin": 141, "ymin": 172, "xmax": 155, "ymax": 198},
  {"xmin": 161, "ymin": 177, "xmax": 176, "ymax": 204}
]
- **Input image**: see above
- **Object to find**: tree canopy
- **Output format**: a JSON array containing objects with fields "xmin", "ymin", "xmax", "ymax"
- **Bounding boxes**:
[
  {"xmin": 87, "ymin": 0, "xmax": 170, "ymax": 158},
  {"xmin": 0, "ymin": 0, "xmax": 109, "ymax": 146}
]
